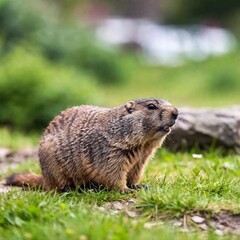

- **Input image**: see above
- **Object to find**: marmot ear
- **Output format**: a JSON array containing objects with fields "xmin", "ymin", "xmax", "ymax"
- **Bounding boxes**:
[{"xmin": 125, "ymin": 101, "xmax": 135, "ymax": 114}]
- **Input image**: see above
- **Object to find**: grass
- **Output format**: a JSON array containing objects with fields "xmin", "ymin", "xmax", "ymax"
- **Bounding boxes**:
[
  {"xmin": 0, "ymin": 128, "xmax": 39, "ymax": 151},
  {"xmin": 0, "ymin": 189, "xmax": 221, "ymax": 240},
  {"xmin": 1, "ymin": 143, "xmax": 240, "ymax": 239},
  {"xmin": 101, "ymin": 50, "xmax": 240, "ymax": 107},
  {"xmin": 140, "ymin": 153, "xmax": 240, "ymax": 216}
]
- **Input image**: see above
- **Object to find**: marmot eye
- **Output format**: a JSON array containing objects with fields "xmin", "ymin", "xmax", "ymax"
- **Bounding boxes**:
[{"xmin": 147, "ymin": 103, "xmax": 157, "ymax": 110}]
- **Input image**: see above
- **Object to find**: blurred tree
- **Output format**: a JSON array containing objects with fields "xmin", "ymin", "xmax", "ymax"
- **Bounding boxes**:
[
  {"xmin": 0, "ymin": 0, "xmax": 126, "ymax": 85},
  {"xmin": 44, "ymin": 0, "xmax": 79, "ymax": 18},
  {"xmin": 42, "ymin": 0, "xmax": 162, "ymax": 22},
  {"xmin": 41, "ymin": 0, "xmax": 240, "ymax": 37},
  {"xmin": 109, "ymin": 0, "xmax": 161, "ymax": 20},
  {"xmin": 0, "ymin": 0, "xmax": 41, "ymax": 51},
  {"xmin": 162, "ymin": 0, "xmax": 240, "ymax": 27},
  {"xmin": 0, "ymin": 48, "xmax": 100, "ymax": 131},
  {"xmin": 46, "ymin": 0, "xmax": 240, "ymax": 28}
]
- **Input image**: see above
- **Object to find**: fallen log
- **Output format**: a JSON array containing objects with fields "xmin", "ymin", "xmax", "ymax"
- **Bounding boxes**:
[{"xmin": 165, "ymin": 106, "xmax": 240, "ymax": 153}]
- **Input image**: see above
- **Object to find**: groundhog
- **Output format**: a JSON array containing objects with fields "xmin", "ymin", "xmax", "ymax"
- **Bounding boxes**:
[{"xmin": 4, "ymin": 98, "xmax": 178, "ymax": 193}]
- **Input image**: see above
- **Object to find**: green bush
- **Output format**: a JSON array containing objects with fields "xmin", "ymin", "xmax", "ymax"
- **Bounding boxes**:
[
  {"xmin": 68, "ymin": 40, "xmax": 125, "ymax": 85},
  {"xmin": 0, "ymin": 0, "xmax": 41, "ymax": 51},
  {"xmin": 0, "ymin": 0, "xmax": 125, "ymax": 85},
  {"xmin": 0, "ymin": 48, "xmax": 100, "ymax": 131},
  {"xmin": 36, "ymin": 25, "xmax": 125, "ymax": 84}
]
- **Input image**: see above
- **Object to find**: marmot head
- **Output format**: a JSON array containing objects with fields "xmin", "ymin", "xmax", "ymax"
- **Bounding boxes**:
[{"xmin": 124, "ymin": 98, "xmax": 178, "ymax": 140}]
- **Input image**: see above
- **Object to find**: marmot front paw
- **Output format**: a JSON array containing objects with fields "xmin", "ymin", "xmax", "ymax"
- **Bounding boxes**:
[{"xmin": 127, "ymin": 183, "xmax": 149, "ymax": 190}]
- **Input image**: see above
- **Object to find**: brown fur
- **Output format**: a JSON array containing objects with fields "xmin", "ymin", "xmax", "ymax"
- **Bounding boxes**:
[
  {"xmin": 5, "ymin": 173, "xmax": 42, "ymax": 188},
  {"xmin": 4, "ymin": 98, "xmax": 178, "ymax": 193}
]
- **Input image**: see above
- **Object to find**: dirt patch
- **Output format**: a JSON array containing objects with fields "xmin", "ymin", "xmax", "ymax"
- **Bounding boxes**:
[
  {"xmin": 209, "ymin": 212, "xmax": 240, "ymax": 235},
  {"xmin": 99, "ymin": 199, "xmax": 139, "ymax": 218},
  {"xmin": 0, "ymin": 147, "xmax": 38, "ymax": 193},
  {"xmin": 97, "ymin": 200, "xmax": 240, "ymax": 236},
  {"xmin": 0, "ymin": 147, "xmax": 38, "ymax": 174},
  {"xmin": 0, "ymin": 182, "xmax": 12, "ymax": 194}
]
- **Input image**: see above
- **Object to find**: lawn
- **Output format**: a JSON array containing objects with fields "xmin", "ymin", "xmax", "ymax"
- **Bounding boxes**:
[
  {"xmin": 101, "ymin": 50, "xmax": 240, "ymax": 107},
  {"xmin": 0, "ymin": 131, "xmax": 240, "ymax": 240}
]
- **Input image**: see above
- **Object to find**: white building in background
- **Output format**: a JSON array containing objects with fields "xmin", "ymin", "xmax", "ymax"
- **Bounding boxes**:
[{"xmin": 96, "ymin": 18, "xmax": 237, "ymax": 66}]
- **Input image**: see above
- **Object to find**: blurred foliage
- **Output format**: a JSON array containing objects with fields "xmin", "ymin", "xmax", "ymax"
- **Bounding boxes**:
[
  {"xmin": 101, "ymin": 50, "xmax": 240, "ymax": 107},
  {"xmin": 36, "ymin": 25, "xmax": 125, "ymax": 84},
  {"xmin": 163, "ymin": 0, "xmax": 240, "ymax": 23},
  {"xmin": 207, "ymin": 72, "xmax": 239, "ymax": 94},
  {"xmin": 163, "ymin": 0, "xmax": 240, "ymax": 35},
  {"xmin": 43, "ymin": 0, "xmax": 240, "ymax": 37},
  {"xmin": 0, "ymin": 48, "xmax": 99, "ymax": 131},
  {"xmin": 0, "ymin": 0, "xmax": 239, "ymax": 132},
  {"xmin": 0, "ymin": 0, "xmax": 126, "ymax": 131},
  {"xmin": 0, "ymin": 0, "xmax": 41, "ymax": 50},
  {"xmin": 0, "ymin": 0, "xmax": 125, "ymax": 84}
]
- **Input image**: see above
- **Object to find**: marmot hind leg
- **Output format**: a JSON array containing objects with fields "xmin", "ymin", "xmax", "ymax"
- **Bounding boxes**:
[{"xmin": 41, "ymin": 164, "xmax": 77, "ymax": 192}]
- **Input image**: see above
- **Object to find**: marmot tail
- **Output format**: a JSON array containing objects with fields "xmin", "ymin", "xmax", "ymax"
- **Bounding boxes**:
[{"xmin": 4, "ymin": 173, "xmax": 42, "ymax": 188}]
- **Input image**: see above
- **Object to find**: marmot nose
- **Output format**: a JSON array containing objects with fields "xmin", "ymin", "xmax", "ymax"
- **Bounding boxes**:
[{"xmin": 171, "ymin": 108, "xmax": 178, "ymax": 120}]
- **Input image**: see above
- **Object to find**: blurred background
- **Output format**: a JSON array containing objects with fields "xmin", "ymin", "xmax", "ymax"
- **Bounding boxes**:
[{"xmin": 0, "ymin": 0, "xmax": 240, "ymax": 132}]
